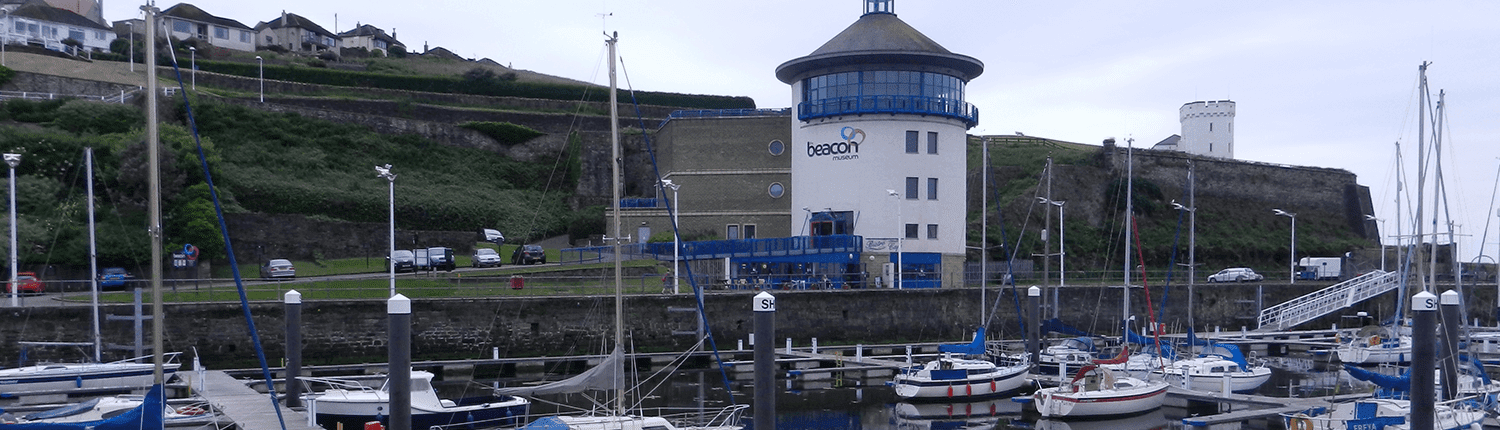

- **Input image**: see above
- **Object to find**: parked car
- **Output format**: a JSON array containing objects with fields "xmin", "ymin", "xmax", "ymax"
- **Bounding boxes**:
[
  {"xmin": 388, "ymin": 250, "xmax": 416, "ymax": 273},
  {"xmin": 511, "ymin": 245, "xmax": 545, "ymax": 265},
  {"xmin": 99, "ymin": 267, "xmax": 131, "ymax": 291},
  {"xmin": 472, "ymin": 248, "xmax": 502, "ymax": 268},
  {"xmin": 1207, "ymin": 267, "xmax": 1263, "ymax": 283},
  {"xmin": 481, "ymin": 228, "xmax": 505, "ymax": 244},
  {"xmin": 7, "ymin": 271, "xmax": 42, "ymax": 294},
  {"xmin": 428, "ymin": 247, "xmax": 455, "ymax": 271},
  {"xmin": 260, "ymin": 259, "xmax": 296, "ymax": 279}
]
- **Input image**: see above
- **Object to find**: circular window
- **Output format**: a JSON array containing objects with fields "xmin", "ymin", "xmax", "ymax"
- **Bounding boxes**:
[
  {"xmin": 768, "ymin": 182, "xmax": 785, "ymax": 198},
  {"xmin": 768, "ymin": 140, "xmax": 785, "ymax": 156}
]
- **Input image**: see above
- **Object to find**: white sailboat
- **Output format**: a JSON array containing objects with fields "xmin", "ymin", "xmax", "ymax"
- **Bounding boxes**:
[
  {"xmin": 891, "ymin": 328, "xmax": 1031, "ymax": 400},
  {"xmin": 503, "ymin": 32, "xmax": 744, "ymax": 430}
]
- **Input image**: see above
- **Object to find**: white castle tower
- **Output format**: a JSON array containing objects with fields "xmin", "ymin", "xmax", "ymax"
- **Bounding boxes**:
[
  {"xmin": 1178, "ymin": 100, "xmax": 1236, "ymax": 158},
  {"xmin": 775, "ymin": 0, "xmax": 982, "ymax": 287}
]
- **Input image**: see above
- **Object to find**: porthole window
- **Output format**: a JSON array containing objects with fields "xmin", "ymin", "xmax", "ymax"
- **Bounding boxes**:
[
  {"xmin": 768, "ymin": 140, "xmax": 785, "ymax": 156},
  {"xmin": 768, "ymin": 182, "xmax": 785, "ymax": 198}
]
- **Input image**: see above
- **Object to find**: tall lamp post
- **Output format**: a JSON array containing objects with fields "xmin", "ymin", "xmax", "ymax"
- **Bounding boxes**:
[
  {"xmin": 5, "ymin": 153, "xmax": 20, "ymax": 307},
  {"xmin": 255, "ymin": 56, "xmax": 264, "ymax": 102},
  {"xmin": 661, "ymin": 179, "xmax": 680, "ymax": 295},
  {"xmin": 127, "ymin": 22, "xmax": 133, "ymax": 72},
  {"xmin": 188, "ymin": 46, "xmax": 195, "ymax": 90},
  {"xmin": 376, "ymin": 164, "xmax": 396, "ymax": 297},
  {"xmin": 1274, "ymin": 209, "xmax": 1297, "ymax": 284},
  {"xmin": 2, "ymin": 9, "xmax": 9, "ymax": 66},
  {"xmin": 1365, "ymin": 215, "xmax": 1386, "ymax": 272},
  {"xmin": 1172, "ymin": 199, "xmax": 1197, "ymax": 331},
  {"xmin": 887, "ymin": 189, "xmax": 903, "ymax": 289},
  {"xmin": 1039, "ymin": 197, "xmax": 1066, "ymax": 318}
]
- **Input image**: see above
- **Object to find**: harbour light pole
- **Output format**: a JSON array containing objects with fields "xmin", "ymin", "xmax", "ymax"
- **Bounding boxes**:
[
  {"xmin": 1366, "ymin": 214, "xmax": 1386, "ymax": 272},
  {"xmin": 376, "ymin": 164, "xmax": 396, "ymax": 296},
  {"xmin": 1275, "ymin": 209, "xmax": 1297, "ymax": 284},
  {"xmin": 661, "ymin": 179, "xmax": 680, "ymax": 294},
  {"xmin": 255, "ymin": 56, "xmax": 264, "ymax": 102},
  {"xmin": 887, "ymin": 189, "xmax": 903, "ymax": 289},
  {"xmin": 5, "ymin": 153, "xmax": 19, "ymax": 307},
  {"xmin": 188, "ymin": 46, "xmax": 195, "ymax": 90},
  {"xmin": 1173, "ymin": 199, "xmax": 1197, "ymax": 331}
]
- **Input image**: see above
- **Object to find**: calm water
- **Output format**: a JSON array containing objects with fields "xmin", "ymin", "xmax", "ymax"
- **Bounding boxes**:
[{"xmin": 442, "ymin": 352, "xmax": 1378, "ymax": 430}]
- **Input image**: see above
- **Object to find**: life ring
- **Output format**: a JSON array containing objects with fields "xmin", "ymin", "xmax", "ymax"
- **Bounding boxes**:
[
  {"xmin": 1369, "ymin": 335, "xmax": 1380, "ymax": 345},
  {"xmin": 1289, "ymin": 414, "xmax": 1314, "ymax": 430}
]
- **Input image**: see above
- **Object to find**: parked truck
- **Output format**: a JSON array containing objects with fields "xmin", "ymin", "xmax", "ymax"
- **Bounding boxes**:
[{"xmin": 1298, "ymin": 257, "xmax": 1344, "ymax": 281}]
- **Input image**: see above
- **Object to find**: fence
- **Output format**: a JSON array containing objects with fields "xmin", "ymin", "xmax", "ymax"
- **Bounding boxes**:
[{"xmin": 0, "ymin": 89, "xmax": 138, "ymax": 103}]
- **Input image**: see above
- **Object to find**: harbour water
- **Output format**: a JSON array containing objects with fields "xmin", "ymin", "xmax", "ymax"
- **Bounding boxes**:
[{"xmin": 435, "ymin": 351, "xmax": 1381, "ymax": 430}]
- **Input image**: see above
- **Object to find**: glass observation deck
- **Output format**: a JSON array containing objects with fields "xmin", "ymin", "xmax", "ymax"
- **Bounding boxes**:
[{"xmin": 797, "ymin": 70, "xmax": 978, "ymax": 127}]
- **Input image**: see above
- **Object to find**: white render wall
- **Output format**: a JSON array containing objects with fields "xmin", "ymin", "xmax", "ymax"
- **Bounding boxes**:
[
  {"xmin": 1179, "ymin": 100, "xmax": 1236, "ymax": 158},
  {"xmin": 788, "ymin": 82, "xmax": 969, "ymax": 256}
]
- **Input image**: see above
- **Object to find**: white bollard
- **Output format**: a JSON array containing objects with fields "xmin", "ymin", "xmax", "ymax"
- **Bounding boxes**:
[
  {"xmin": 786, "ymin": 338, "xmax": 792, "ymax": 354},
  {"xmin": 493, "ymin": 347, "xmax": 499, "ymax": 360},
  {"xmin": 812, "ymin": 338, "xmax": 819, "ymax": 355},
  {"xmin": 739, "ymin": 339, "xmax": 745, "ymax": 351},
  {"xmin": 856, "ymin": 344, "xmax": 864, "ymax": 362},
  {"xmin": 905, "ymin": 345, "xmax": 913, "ymax": 366},
  {"xmin": 306, "ymin": 398, "xmax": 317, "ymax": 427}
]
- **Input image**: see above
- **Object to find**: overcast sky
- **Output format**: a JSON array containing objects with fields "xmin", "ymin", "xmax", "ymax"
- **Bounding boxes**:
[{"xmin": 108, "ymin": 1, "xmax": 1500, "ymax": 263}]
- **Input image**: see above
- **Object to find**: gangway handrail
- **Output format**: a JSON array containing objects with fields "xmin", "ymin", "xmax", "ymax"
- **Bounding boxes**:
[{"xmin": 1256, "ymin": 270, "xmax": 1398, "ymax": 331}]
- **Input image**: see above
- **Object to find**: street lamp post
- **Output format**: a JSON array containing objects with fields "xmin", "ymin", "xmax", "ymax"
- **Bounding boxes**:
[
  {"xmin": 127, "ymin": 22, "xmax": 133, "ymax": 72},
  {"xmin": 188, "ymin": 46, "xmax": 195, "ymax": 90},
  {"xmin": 2, "ymin": 10, "xmax": 9, "ymax": 66},
  {"xmin": 5, "ymin": 153, "xmax": 20, "ymax": 307},
  {"xmin": 376, "ymin": 164, "xmax": 396, "ymax": 297},
  {"xmin": 661, "ymin": 179, "xmax": 680, "ymax": 295},
  {"xmin": 1365, "ymin": 215, "xmax": 1386, "ymax": 272},
  {"xmin": 887, "ymin": 189, "xmax": 903, "ymax": 289},
  {"xmin": 1173, "ymin": 199, "xmax": 1197, "ymax": 332},
  {"xmin": 1274, "ymin": 209, "xmax": 1297, "ymax": 284},
  {"xmin": 1038, "ymin": 197, "xmax": 1067, "ymax": 317},
  {"xmin": 255, "ymin": 56, "xmax": 264, "ymax": 103}
]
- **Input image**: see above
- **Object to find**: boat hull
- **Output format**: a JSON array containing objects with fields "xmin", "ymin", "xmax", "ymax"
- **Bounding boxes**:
[
  {"xmin": 314, "ymin": 396, "xmax": 529, "ymax": 430},
  {"xmin": 1032, "ymin": 378, "xmax": 1167, "ymax": 418},
  {"xmin": 0, "ymin": 362, "xmax": 181, "ymax": 395},
  {"xmin": 892, "ymin": 361, "xmax": 1030, "ymax": 400}
]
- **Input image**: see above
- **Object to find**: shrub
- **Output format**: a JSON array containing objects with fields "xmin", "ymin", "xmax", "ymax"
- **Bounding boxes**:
[
  {"xmin": 389, "ymin": 45, "xmax": 406, "ymax": 58},
  {"xmin": 50, "ymin": 100, "xmax": 144, "ymax": 134},
  {"xmin": 0, "ymin": 65, "xmax": 14, "ymax": 87}
]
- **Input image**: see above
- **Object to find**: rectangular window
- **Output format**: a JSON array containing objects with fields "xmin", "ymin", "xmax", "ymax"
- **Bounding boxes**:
[
  {"xmin": 173, "ymin": 20, "xmax": 189, "ymax": 33},
  {"xmin": 68, "ymin": 29, "xmax": 83, "ymax": 42},
  {"xmin": 905, "ymin": 177, "xmax": 918, "ymax": 199},
  {"xmin": 904, "ymin": 223, "xmax": 918, "ymax": 239},
  {"xmin": 905, "ymin": 131, "xmax": 918, "ymax": 153},
  {"xmin": 726, "ymin": 225, "xmax": 740, "ymax": 240},
  {"xmin": 94, "ymin": 30, "xmax": 104, "ymax": 40},
  {"xmin": 927, "ymin": 178, "xmax": 938, "ymax": 200},
  {"xmin": 926, "ymin": 224, "xmax": 938, "ymax": 239},
  {"xmin": 214, "ymin": 26, "xmax": 228, "ymax": 39},
  {"xmin": 743, "ymin": 225, "xmax": 757, "ymax": 239},
  {"xmin": 240, "ymin": 30, "xmax": 251, "ymax": 43},
  {"xmin": 1209, "ymin": 122, "xmax": 1214, "ymax": 132},
  {"xmin": 265, "ymin": 35, "xmax": 273, "ymax": 44},
  {"xmin": 1210, "ymin": 143, "xmax": 1214, "ymax": 152},
  {"xmin": 927, "ymin": 132, "xmax": 938, "ymax": 154}
]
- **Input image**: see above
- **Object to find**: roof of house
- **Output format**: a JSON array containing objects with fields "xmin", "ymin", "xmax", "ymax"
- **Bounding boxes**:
[
  {"xmin": 258, "ymin": 12, "xmax": 336, "ymax": 39},
  {"xmin": 10, "ymin": 3, "xmax": 110, "ymax": 30},
  {"xmin": 422, "ymin": 46, "xmax": 464, "ymax": 61},
  {"xmin": 775, "ymin": 11, "xmax": 983, "ymax": 83},
  {"xmin": 337, "ymin": 23, "xmax": 403, "ymax": 47},
  {"xmin": 160, "ymin": 3, "xmax": 253, "ymax": 31}
]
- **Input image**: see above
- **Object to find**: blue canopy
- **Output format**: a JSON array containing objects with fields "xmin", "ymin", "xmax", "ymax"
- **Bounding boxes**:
[
  {"xmin": 5, "ymin": 385, "xmax": 163, "ymax": 430},
  {"xmin": 1041, "ymin": 318, "xmax": 1092, "ymax": 337},
  {"xmin": 938, "ymin": 327, "xmax": 987, "ymax": 355},
  {"xmin": 1201, "ymin": 343, "xmax": 1251, "ymax": 371},
  {"xmin": 1124, "ymin": 327, "xmax": 1176, "ymax": 359}
]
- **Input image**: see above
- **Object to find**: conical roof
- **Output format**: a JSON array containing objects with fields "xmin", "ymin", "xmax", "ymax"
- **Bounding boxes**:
[{"xmin": 776, "ymin": 12, "xmax": 983, "ymax": 83}]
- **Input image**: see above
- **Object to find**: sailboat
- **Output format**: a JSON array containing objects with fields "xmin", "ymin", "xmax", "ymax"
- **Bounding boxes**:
[
  {"xmin": 1030, "ymin": 138, "xmax": 1167, "ymax": 419},
  {"xmin": 500, "ymin": 32, "xmax": 744, "ymax": 430},
  {"xmin": 890, "ymin": 328, "xmax": 1031, "ymax": 400}
]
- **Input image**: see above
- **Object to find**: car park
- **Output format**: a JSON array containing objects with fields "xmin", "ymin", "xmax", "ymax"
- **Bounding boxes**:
[
  {"xmin": 472, "ymin": 248, "xmax": 502, "ymax": 268},
  {"xmin": 511, "ymin": 245, "xmax": 545, "ymax": 265},
  {"xmin": 7, "ymin": 271, "xmax": 42, "ymax": 294},
  {"xmin": 99, "ymin": 267, "xmax": 131, "ymax": 290},
  {"xmin": 388, "ymin": 250, "xmax": 416, "ymax": 273},
  {"xmin": 260, "ymin": 259, "xmax": 296, "ymax": 279},
  {"xmin": 1207, "ymin": 267, "xmax": 1263, "ymax": 283},
  {"xmin": 428, "ymin": 247, "xmax": 455, "ymax": 271}
]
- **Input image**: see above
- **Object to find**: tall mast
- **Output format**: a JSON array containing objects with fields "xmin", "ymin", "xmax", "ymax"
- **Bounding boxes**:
[
  {"xmin": 606, "ymin": 31, "xmax": 624, "ymax": 417},
  {"xmin": 1414, "ymin": 62, "xmax": 1429, "ymax": 294},
  {"xmin": 87, "ymin": 148, "xmax": 100, "ymax": 362},
  {"xmin": 143, "ymin": 2, "xmax": 164, "ymax": 385},
  {"xmin": 980, "ymin": 137, "xmax": 987, "ymax": 327},
  {"xmin": 1123, "ymin": 138, "xmax": 1133, "ymax": 333},
  {"xmin": 1186, "ymin": 161, "xmax": 1196, "ymax": 334},
  {"xmin": 1043, "ymin": 156, "xmax": 1051, "ymax": 300}
]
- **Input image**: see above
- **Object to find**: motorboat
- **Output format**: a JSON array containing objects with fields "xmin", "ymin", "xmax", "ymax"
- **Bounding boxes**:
[
  {"xmin": 1033, "ymin": 337, "xmax": 1099, "ymax": 383},
  {"xmin": 302, "ymin": 370, "xmax": 530, "ymax": 430},
  {"xmin": 1029, "ymin": 360, "xmax": 1168, "ymax": 418},
  {"xmin": 1281, "ymin": 398, "xmax": 1484, "ymax": 430},
  {"xmin": 1154, "ymin": 343, "xmax": 1271, "ymax": 393},
  {"xmin": 0, "ymin": 353, "xmax": 182, "ymax": 396},
  {"xmin": 0, "ymin": 395, "xmax": 219, "ymax": 427},
  {"xmin": 892, "ymin": 328, "xmax": 1030, "ymax": 400},
  {"xmin": 1335, "ymin": 326, "xmax": 1412, "ymax": 365}
]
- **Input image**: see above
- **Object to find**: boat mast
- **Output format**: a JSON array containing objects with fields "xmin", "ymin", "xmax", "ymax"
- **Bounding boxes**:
[
  {"xmin": 1123, "ymin": 138, "xmax": 1133, "ymax": 334},
  {"xmin": 606, "ymin": 31, "xmax": 624, "ymax": 418},
  {"xmin": 143, "ymin": 2, "xmax": 164, "ymax": 385},
  {"xmin": 980, "ymin": 136, "xmax": 987, "ymax": 327},
  {"xmin": 87, "ymin": 147, "xmax": 100, "ymax": 362},
  {"xmin": 1414, "ymin": 62, "xmax": 1429, "ymax": 295}
]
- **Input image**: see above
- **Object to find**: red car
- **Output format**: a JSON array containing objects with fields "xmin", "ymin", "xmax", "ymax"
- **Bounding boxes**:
[{"xmin": 7, "ymin": 271, "xmax": 43, "ymax": 294}]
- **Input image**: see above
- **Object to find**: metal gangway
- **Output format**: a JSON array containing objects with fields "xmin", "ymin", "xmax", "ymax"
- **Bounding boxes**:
[{"xmin": 1255, "ymin": 270, "xmax": 1399, "ymax": 331}]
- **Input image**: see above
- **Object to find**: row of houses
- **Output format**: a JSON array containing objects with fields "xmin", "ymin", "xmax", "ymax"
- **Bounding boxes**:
[{"xmin": 0, "ymin": 0, "xmax": 404, "ymax": 57}]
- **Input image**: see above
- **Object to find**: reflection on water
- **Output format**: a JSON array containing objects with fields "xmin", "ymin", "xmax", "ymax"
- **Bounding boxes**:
[{"xmin": 437, "ymin": 352, "xmax": 1378, "ymax": 430}]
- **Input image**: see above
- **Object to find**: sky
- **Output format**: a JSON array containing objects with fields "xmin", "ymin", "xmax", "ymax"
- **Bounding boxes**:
[{"xmin": 105, "ymin": 1, "xmax": 1500, "ymax": 263}]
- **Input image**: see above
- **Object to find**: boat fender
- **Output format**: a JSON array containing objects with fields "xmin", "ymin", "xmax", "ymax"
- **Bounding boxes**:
[
  {"xmin": 1288, "ymin": 414, "xmax": 1313, "ymax": 430},
  {"xmin": 947, "ymin": 386, "xmax": 953, "ymax": 397},
  {"xmin": 966, "ymin": 384, "xmax": 972, "ymax": 396},
  {"xmin": 990, "ymin": 380, "xmax": 996, "ymax": 392},
  {"xmin": 364, "ymin": 421, "xmax": 385, "ymax": 430},
  {"xmin": 176, "ymin": 405, "xmax": 207, "ymax": 415}
]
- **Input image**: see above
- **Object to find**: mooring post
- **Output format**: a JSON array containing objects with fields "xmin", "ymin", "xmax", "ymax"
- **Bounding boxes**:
[
  {"xmin": 1028, "ymin": 286, "xmax": 1040, "ymax": 365},
  {"xmin": 1439, "ymin": 290, "xmax": 1461, "ymax": 401},
  {"xmin": 389, "ymin": 294, "xmax": 412, "ymax": 430},
  {"xmin": 753, "ymin": 291, "xmax": 776, "ymax": 430},
  {"xmin": 284, "ymin": 290, "xmax": 302, "ymax": 408},
  {"xmin": 1412, "ymin": 290, "xmax": 1436, "ymax": 430}
]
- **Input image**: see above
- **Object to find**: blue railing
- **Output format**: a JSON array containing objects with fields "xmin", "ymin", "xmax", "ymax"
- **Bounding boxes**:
[
  {"xmin": 797, "ymin": 95, "xmax": 978, "ymax": 127},
  {"xmin": 561, "ymin": 235, "xmax": 863, "ymax": 264}
]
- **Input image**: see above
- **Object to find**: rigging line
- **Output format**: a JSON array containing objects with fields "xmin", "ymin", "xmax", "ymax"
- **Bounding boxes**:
[
  {"xmin": 1479, "ymin": 162, "xmax": 1500, "ymax": 267},
  {"xmin": 39, "ymin": 148, "xmax": 85, "ymax": 270},
  {"xmin": 1130, "ymin": 214, "xmax": 1164, "ymax": 361},
  {"xmin": 985, "ymin": 160, "xmax": 1024, "ymax": 342},
  {"xmin": 618, "ymin": 54, "xmax": 737, "ymax": 406},
  {"xmin": 1159, "ymin": 175, "xmax": 1188, "ymax": 331},
  {"xmin": 161, "ymin": 35, "xmax": 290, "ymax": 430},
  {"xmin": 520, "ymin": 42, "xmax": 610, "ymax": 245}
]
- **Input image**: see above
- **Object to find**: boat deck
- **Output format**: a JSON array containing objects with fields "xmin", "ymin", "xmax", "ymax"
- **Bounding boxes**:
[{"xmin": 186, "ymin": 369, "xmax": 324, "ymax": 430}]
